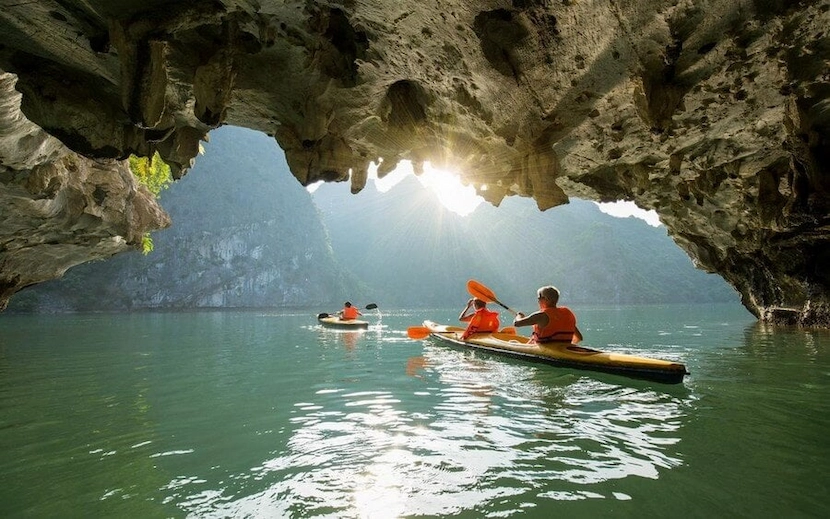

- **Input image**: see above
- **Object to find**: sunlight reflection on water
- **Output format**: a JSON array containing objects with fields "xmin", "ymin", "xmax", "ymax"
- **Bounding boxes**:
[{"xmin": 182, "ymin": 341, "xmax": 687, "ymax": 518}]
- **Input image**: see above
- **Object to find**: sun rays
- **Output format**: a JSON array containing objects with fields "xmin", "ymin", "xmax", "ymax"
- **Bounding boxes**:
[{"xmin": 362, "ymin": 160, "xmax": 485, "ymax": 217}]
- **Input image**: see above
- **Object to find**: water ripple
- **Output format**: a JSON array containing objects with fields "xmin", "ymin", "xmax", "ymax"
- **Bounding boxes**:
[{"xmin": 177, "ymin": 346, "xmax": 687, "ymax": 518}]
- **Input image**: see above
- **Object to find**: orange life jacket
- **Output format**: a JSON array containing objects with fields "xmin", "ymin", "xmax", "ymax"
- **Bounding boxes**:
[
  {"xmin": 342, "ymin": 306, "xmax": 359, "ymax": 320},
  {"xmin": 462, "ymin": 308, "xmax": 500, "ymax": 339},
  {"xmin": 532, "ymin": 307, "xmax": 576, "ymax": 343}
]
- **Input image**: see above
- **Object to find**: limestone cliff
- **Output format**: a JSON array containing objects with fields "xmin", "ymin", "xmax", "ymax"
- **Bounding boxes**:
[
  {"xmin": 0, "ymin": 1, "xmax": 828, "ymax": 324},
  {"xmin": 0, "ymin": 73, "xmax": 169, "ymax": 308},
  {"xmin": 8, "ymin": 126, "xmax": 366, "ymax": 311}
]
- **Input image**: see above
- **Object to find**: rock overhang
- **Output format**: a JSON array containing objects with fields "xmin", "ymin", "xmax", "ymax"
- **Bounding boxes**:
[{"xmin": 0, "ymin": 0, "xmax": 828, "ymax": 324}]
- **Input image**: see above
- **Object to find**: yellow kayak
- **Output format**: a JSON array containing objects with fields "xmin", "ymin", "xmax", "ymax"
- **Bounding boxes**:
[
  {"xmin": 421, "ymin": 320, "xmax": 688, "ymax": 384},
  {"xmin": 317, "ymin": 315, "xmax": 369, "ymax": 330}
]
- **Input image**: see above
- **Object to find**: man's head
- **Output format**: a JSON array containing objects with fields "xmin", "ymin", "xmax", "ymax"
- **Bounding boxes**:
[
  {"xmin": 537, "ymin": 286, "xmax": 560, "ymax": 308},
  {"xmin": 473, "ymin": 298, "xmax": 487, "ymax": 309},
  {"xmin": 344, "ymin": 301, "xmax": 352, "ymax": 308}
]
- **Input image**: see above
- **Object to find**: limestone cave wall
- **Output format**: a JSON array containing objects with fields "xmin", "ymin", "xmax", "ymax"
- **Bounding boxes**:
[{"xmin": 0, "ymin": 0, "xmax": 828, "ymax": 324}]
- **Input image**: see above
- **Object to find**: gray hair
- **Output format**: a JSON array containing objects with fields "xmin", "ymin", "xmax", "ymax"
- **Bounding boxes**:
[{"xmin": 537, "ymin": 286, "xmax": 560, "ymax": 305}]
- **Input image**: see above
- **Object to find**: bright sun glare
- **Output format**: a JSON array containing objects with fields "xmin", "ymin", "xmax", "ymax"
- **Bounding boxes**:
[
  {"xmin": 308, "ymin": 160, "xmax": 660, "ymax": 225},
  {"xmin": 368, "ymin": 160, "xmax": 485, "ymax": 217},
  {"xmin": 307, "ymin": 160, "xmax": 485, "ymax": 216},
  {"xmin": 416, "ymin": 164, "xmax": 485, "ymax": 217}
]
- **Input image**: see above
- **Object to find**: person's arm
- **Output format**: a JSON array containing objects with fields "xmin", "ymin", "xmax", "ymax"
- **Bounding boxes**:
[
  {"xmin": 513, "ymin": 310, "xmax": 548, "ymax": 328},
  {"xmin": 573, "ymin": 326, "xmax": 584, "ymax": 343},
  {"xmin": 459, "ymin": 299, "xmax": 475, "ymax": 322}
]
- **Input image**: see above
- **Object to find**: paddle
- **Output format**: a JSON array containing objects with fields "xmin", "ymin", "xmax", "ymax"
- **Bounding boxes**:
[
  {"xmin": 409, "ymin": 325, "xmax": 515, "ymax": 339},
  {"xmin": 407, "ymin": 326, "xmax": 431, "ymax": 339},
  {"xmin": 317, "ymin": 312, "xmax": 330, "ymax": 319},
  {"xmin": 365, "ymin": 303, "xmax": 378, "ymax": 310},
  {"xmin": 466, "ymin": 279, "xmax": 519, "ymax": 316}
]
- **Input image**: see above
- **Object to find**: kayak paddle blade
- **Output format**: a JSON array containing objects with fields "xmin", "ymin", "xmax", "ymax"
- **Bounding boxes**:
[
  {"xmin": 407, "ymin": 326, "xmax": 431, "ymax": 340},
  {"xmin": 467, "ymin": 279, "xmax": 496, "ymax": 303},
  {"xmin": 317, "ymin": 313, "xmax": 330, "ymax": 319},
  {"xmin": 365, "ymin": 303, "xmax": 378, "ymax": 310},
  {"xmin": 467, "ymin": 279, "xmax": 519, "ymax": 315}
]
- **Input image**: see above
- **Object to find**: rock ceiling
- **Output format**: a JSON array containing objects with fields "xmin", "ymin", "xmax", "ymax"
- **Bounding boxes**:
[{"xmin": 0, "ymin": 0, "xmax": 828, "ymax": 325}]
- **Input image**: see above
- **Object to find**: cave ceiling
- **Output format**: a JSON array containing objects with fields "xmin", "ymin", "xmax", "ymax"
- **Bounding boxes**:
[{"xmin": 0, "ymin": 0, "xmax": 828, "ymax": 325}]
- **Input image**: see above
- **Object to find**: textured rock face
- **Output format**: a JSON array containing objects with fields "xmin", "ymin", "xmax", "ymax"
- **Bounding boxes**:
[
  {"xmin": 0, "ymin": 1, "xmax": 828, "ymax": 324},
  {"xmin": 0, "ymin": 73, "xmax": 170, "ymax": 309}
]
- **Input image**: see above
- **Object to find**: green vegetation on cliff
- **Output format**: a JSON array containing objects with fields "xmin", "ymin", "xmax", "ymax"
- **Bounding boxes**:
[
  {"xmin": 128, "ymin": 151, "xmax": 174, "ymax": 254},
  {"xmin": 129, "ymin": 152, "xmax": 173, "ymax": 197}
]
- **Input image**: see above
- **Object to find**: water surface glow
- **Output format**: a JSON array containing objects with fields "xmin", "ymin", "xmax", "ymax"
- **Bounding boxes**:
[{"xmin": 2, "ymin": 305, "xmax": 829, "ymax": 518}]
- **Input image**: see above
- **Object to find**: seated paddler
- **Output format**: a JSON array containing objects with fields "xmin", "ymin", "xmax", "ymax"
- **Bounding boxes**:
[
  {"xmin": 338, "ymin": 301, "xmax": 362, "ymax": 320},
  {"xmin": 513, "ymin": 286, "xmax": 583, "ymax": 344},
  {"xmin": 458, "ymin": 298, "xmax": 500, "ymax": 339}
]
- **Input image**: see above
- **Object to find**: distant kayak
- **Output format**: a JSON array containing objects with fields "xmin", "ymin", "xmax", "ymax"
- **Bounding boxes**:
[
  {"xmin": 317, "ymin": 315, "xmax": 370, "ymax": 330},
  {"xmin": 418, "ymin": 320, "xmax": 688, "ymax": 384}
]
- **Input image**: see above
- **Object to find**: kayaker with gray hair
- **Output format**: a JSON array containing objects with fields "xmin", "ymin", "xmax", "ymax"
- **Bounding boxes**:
[{"xmin": 513, "ymin": 286, "xmax": 583, "ymax": 344}]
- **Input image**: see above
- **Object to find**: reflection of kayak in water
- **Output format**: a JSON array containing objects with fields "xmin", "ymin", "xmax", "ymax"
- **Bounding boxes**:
[
  {"xmin": 415, "ymin": 320, "xmax": 688, "ymax": 385},
  {"xmin": 317, "ymin": 314, "xmax": 370, "ymax": 330}
]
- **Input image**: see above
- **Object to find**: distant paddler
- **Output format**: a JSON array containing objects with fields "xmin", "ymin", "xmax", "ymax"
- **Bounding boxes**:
[
  {"xmin": 337, "ymin": 301, "xmax": 362, "ymax": 320},
  {"xmin": 317, "ymin": 302, "xmax": 378, "ymax": 330}
]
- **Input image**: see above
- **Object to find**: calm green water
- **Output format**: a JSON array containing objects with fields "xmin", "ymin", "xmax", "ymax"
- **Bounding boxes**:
[{"xmin": 1, "ymin": 304, "xmax": 829, "ymax": 518}]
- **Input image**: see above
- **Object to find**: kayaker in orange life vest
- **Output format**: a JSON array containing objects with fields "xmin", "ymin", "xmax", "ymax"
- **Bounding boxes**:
[
  {"xmin": 338, "ymin": 301, "xmax": 362, "ymax": 320},
  {"xmin": 459, "ymin": 298, "xmax": 500, "ymax": 339},
  {"xmin": 513, "ymin": 286, "xmax": 584, "ymax": 344}
]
